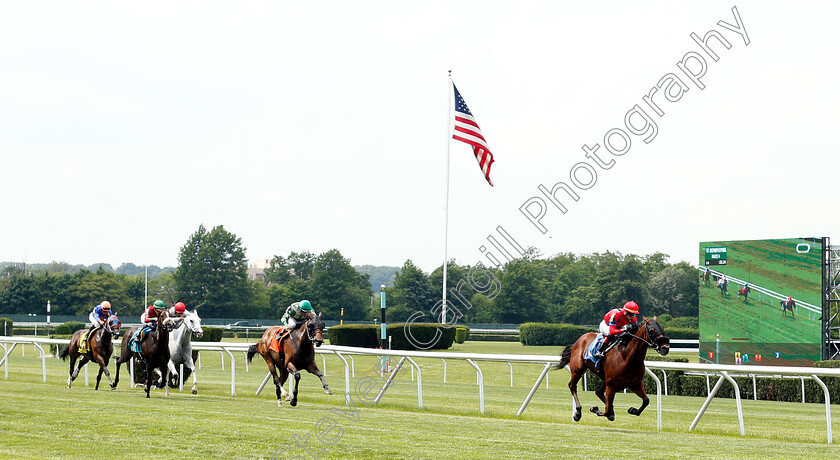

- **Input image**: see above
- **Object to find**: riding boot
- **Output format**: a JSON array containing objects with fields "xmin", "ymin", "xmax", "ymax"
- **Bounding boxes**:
[{"xmin": 594, "ymin": 337, "xmax": 610, "ymax": 359}]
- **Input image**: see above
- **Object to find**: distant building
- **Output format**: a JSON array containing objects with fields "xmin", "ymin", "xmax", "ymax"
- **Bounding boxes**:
[{"xmin": 247, "ymin": 259, "xmax": 270, "ymax": 281}]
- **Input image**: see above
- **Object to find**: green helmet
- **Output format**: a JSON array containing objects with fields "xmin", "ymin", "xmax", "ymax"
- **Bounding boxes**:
[
  {"xmin": 299, "ymin": 300, "xmax": 312, "ymax": 312},
  {"xmin": 153, "ymin": 300, "xmax": 166, "ymax": 308}
]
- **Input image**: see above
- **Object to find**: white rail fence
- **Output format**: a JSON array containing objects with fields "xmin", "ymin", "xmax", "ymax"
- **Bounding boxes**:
[
  {"xmin": 698, "ymin": 267, "xmax": 821, "ymax": 319},
  {"xmin": 2, "ymin": 336, "xmax": 839, "ymax": 443}
]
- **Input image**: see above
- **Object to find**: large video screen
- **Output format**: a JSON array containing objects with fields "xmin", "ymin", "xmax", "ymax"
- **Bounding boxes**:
[{"xmin": 699, "ymin": 238, "xmax": 824, "ymax": 366}]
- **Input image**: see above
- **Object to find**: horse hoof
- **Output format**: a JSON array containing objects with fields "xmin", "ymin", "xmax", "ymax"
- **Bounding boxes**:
[
  {"xmin": 590, "ymin": 406, "xmax": 599, "ymax": 414},
  {"xmin": 628, "ymin": 407, "xmax": 639, "ymax": 416},
  {"xmin": 325, "ymin": 389, "xmax": 332, "ymax": 395},
  {"xmin": 607, "ymin": 414, "xmax": 615, "ymax": 421},
  {"xmin": 192, "ymin": 389, "xmax": 197, "ymax": 395},
  {"xmin": 290, "ymin": 400, "xmax": 297, "ymax": 407},
  {"xmin": 573, "ymin": 412, "xmax": 581, "ymax": 422},
  {"xmin": 110, "ymin": 386, "xmax": 116, "ymax": 391},
  {"xmin": 277, "ymin": 400, "xmax": 283, "ymax": 407}
]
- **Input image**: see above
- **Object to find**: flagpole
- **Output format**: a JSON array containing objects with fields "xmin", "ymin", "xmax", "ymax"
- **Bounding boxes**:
[{"xmin": 442, "ymin": 70, "xmax": 453, "ymax": 325}]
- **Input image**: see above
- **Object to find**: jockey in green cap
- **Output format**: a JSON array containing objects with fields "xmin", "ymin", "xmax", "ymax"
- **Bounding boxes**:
[{"xmin": 281, "ymin": 299, "xmax": 314, "ymax": 331}]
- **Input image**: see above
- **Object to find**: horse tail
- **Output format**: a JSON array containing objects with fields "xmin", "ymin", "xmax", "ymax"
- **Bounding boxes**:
[
  {"xmin": 58, "ymin": 345, "xmax": 70, "ymax": 361},
  {"xmin": 246, "ymin": 343, "xmax": 258, "ymax": 363},
  {"xmin": 554, "ymin": 344, "xmax": 573, "ymax": 370}
]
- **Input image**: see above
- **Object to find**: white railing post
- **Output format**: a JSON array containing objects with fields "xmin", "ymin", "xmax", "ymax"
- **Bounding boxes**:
[
  {"xmin": 645, "ymin": 367, "xmax": 663, "ymax": 430},
  {"xmin": 465, "ymin": 359, "xmax": 484, "ymax": 415},
  {"xmin": 508, "ymin": 362, "xmax": 513, "ymax": 387},
  {"xmin": 223, "ymin": 348, "xmax": 236, "ymax": 396},
  {"xmin": 405, "ymin": 357, "xmax": 423, "ymax": 409},
  {"xmin": 256, "ymin": 371, "xmax": 272, "ymax": 396},
  {"xmin": 441, "ymin": 359, "xmax": 447, "ymax": 383},
  {"xmin": 33, "ymin": 343, "xmax": 46, "ymax": 383},
  {"xmin": 517, "ymin": 363, "xmax": 551, "ymax": 416},
  {"xmin": 811, "ymin": 374, "xmax": 833, "ymax": 444},
  {"xmin": 333, "ymin": 352, "xmax": 351, "ymax": 402}
]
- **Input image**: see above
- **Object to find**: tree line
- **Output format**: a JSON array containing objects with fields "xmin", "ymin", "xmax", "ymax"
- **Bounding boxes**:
[{"xmin": 0, "ymin": 224, "xmax": 698, "ymax": 324}]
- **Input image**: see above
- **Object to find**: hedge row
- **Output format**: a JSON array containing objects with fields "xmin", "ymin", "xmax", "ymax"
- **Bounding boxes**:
[
  {"xmin": 193, "ymin": 327, "xmax": 224, "ymax": 342},
  {"xmin": 328, "ymin": 323, "xmax": 455, "ymax": 350},
  {"xmin": 55, "ymin": 321, "xmax": 86, "ymax": 335},
  {"xmin": 519, "ymin": 323, "xmax": 595, "ymax": 346},
  {"xmin": 469, "ymin": 333, "xmax": 520, "ymax": 342},
  {"xmin": 0, "ymin": 317, "xmax": 12, "ymax": 335},
  {"xmin": 662, "ymin": 327, "xmax": 699, "ymax": 339},
  {"xmin": 454, "ymin": 326, "xmax": 469, "ymax": 344}
]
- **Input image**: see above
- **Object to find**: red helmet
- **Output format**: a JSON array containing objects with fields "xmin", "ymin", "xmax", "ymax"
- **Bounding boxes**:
[
  {"xmin": 174, "ymin": 302, "xmax": 186, "ymax": 314},
  {"xmin": 623, "ymin": 301, "xmax": 640, "ymax": 315}
]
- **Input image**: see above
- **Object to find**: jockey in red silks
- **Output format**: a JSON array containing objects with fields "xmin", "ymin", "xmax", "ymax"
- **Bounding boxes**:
[{"xmin": 594, "ymin": 301, "xmax": 640, "ymax": 359}]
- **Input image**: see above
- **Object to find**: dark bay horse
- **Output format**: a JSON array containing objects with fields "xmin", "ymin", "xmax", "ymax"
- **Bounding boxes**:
[
  {"xmin": 717, "ymin": 277, "xmax": 729, "ymax": 297},
  {"xmin": 111, "ymin": 310, "xmax": 176, "ymax": 397},
  {"xmin": 555, "ymin": 317, "xmax": 670, "ymax": 422},
  {"xmin": 60, "ymin": 316, "xmax": 121, "ymax": 390},
  {"xmin": 781, "ymin": 299, "xmax": 796, "ymax": 318},
  {"xmin": 247, "ymin": 313, "xmax": 331, "ymax": 406},
  {"xmin": 701, "ymin": 270, "xmax": 711, "ymax": 287},
  {"xmin": 738, "ymin": 285, "xmax": 750, "ymax": 303}
]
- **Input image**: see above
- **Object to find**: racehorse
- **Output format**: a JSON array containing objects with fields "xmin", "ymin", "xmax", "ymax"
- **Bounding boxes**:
[
  {"xmin": 166, "ymin": 309, "xmax": 204, "ymax": 393},
  {"xmin": 555, "ymin": 317, "xmax": 670, "ymax": 422},
  {"xmin": 738, "ymin": 285, "xmax": 750, "ymax": 303},
  {"xmin": 60, "ymin": 316, "xmax": 121, "ymax": 390},
  {"xmin": 111, "ymin": 310, "xmax": 177, "ymax": 397},
  {"xmin": 781, "ymin": 299, "xmax": 796, "ymax": 318},
  {"xmin": 701, "ymin": 270, "xmax": 711, "ymax": 287},
  {"xmin": 247, "ymin": 313, "xmax": 331, "ymax": 406},
  {"xmin": 717, "ymin": 277, "xmax": 729, "ymax": 297}
]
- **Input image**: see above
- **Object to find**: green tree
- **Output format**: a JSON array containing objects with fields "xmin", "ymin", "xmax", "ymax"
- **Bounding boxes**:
[
  {"xmin": 495, "ymin": 259, "xmax": 546, "ymax": 324},
  {"xmin": 310, "ymin": 249, "xmax": 371, "ymax": 320},
  {"xmin": 391, "ymin": 260, "xmax": 434, "ymax": 316},
  {"xmin": 173, "ymin": 224, "xmax": 251, "ymax": 318}
]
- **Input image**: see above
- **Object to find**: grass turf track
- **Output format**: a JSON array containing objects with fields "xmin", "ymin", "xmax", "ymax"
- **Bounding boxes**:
[{"xmin": 1, "ymin": 340, "xmax": 840, "ymax": 459}]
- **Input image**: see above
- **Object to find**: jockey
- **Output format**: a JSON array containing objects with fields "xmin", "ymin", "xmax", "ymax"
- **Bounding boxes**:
[
  {"xmin": 85, "ymin": 301, "xmax": 113, "ymax": 338},
  {"xmin": 136, "ymin": 299, "xmax": 165, "ymax": 343},
  {"xmin": 281, "ymin": 300, "xmax": 314, "ymax": 330},
  {"xmin": 594, "ymin": 301, "xmax": 640, "ymax": 359},
  {"xmin": 168, "ymin": 301, "xmax": 187, "ymax": 321}
]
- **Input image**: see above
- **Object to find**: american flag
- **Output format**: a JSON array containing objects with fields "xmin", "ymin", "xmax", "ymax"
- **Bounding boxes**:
[{"xmin": 452, "ymin": 84, "xmax": 495, "ymax": 186}]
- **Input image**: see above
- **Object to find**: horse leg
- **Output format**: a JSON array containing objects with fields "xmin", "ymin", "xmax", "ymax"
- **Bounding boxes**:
[
  {"xmin": 69, "ymin": 356, "xmax": 88, "ymax": 388},
  {"xmin": 144, "ymin": 362, "xmax": 153, "ymax": 398},
  {"xmin": 590, "ymin": 381, "xmax": 607, "ymax": 416},
  {"xmin": 166, "ymin": 360, "xmax": 179, "ymax": 390},
  {"xmin": 567, "ymin": 368, "xmax": 584, "ymax": 422},
  {"xmin": 164, "ymin": 363, "xmax": 170, "ymax": 397},
  {"xmin": 627, "ymin": 381, "xmax": 649, "ymax": 416},
  {"xmin": 602, "ymin": 385, "xmax": 617, "ymax": 421},
  {"xmin": 306, "ymin": 362, "xmax": 332, "ymax": 395},
  {"xmin": 110, "ymin": 357, "xmax": 122, "ymax": 390},
  {"xmin": 287, "ymin": 363, "xmax": 301, "ymax": 407},
  {"xmin": 67, "ymin": 352, "xmax": 77, "ymax": 387},
  {"xmin": 264, "ymin": 357, "xmax": 286, "ymax": 406},
  {"xmin": 187, "ymin": 356, "xmax": 198, "ymax": 394}
]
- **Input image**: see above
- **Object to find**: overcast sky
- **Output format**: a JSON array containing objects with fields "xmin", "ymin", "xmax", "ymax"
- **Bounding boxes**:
[{"xmin": 1, "ymin": 1, "xmax": 837, "ymax": 274}]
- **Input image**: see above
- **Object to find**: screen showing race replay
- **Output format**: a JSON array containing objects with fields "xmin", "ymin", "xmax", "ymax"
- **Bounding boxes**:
[{"xmin": 698, "ymin": 238, "xmax": 824, "ymax": 366}]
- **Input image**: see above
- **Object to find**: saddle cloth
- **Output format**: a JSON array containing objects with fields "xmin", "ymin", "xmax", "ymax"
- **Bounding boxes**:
[
  {"xmin": 79, "ymin": 331, "xmax": 91, "ymax": 355},
  {"xmin": 585, "ymin": 334, "xmax": 606, "ymax": 369},
  {"xmin": 269, "ymin": 328, "xmax": 291, "ymax": 353}
]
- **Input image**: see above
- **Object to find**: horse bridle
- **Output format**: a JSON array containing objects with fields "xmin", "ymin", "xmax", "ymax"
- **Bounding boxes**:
[
  {"xmin": 304, "ymin": 317, "xmax": 324, "ymax": 345},
  {"xmin": 626, "ymin": 320, "xmax": 661, "ymax": 350}
]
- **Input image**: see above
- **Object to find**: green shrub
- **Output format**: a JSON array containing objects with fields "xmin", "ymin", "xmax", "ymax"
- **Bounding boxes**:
[
  {"xmin": 0, "ymin": 318, "xmax": 12, "ymax": 336},
  {"xmin": 662, "ymin": 326, "xmax": 699, "ymax": 339},
  {"xmin": 192, "ymin": 327, "xmax": 224, "ymax": 342},
  {"xmin": 468, "ymin": 333, "xmax": 519, "ymax": 342},
  {"xmin": 328, "ymin": 323, "xmax": 455, "ymax": 350},
  {"xmin": 55, "ymin": 321, "xmax": 86, "ymax": 335},
  {"xmin": 519, "ymin": 323, "xmax": 595, "ymax": 346},
  {"xmin": 455, "ymin": 326, "xmax": 470, "ymax": 344}
]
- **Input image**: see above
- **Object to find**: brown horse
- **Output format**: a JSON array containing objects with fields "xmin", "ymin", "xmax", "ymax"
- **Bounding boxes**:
[
  {"xmin": 555, "ymin": 317, "xmax": 670, "ymax": 422},
  {"xmin": 781, "ymin": 299, "xmax": 796, "ymax": 318},
  {"xmin": 111, "ymin": 309, "xmax": 177, "ymax": 398},
  {"xmin": 247, "ymin": 313, "xmax": 331, "ymax": 406},
  {"xmin": 59, "ymin": 316, "xmax": 121, "ymax": 390}
]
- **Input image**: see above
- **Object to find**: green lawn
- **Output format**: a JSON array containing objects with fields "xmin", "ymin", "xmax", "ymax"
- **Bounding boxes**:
[{"xmin": 1, "ymin": 339, "xmax": 839, "ymax": 459}]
